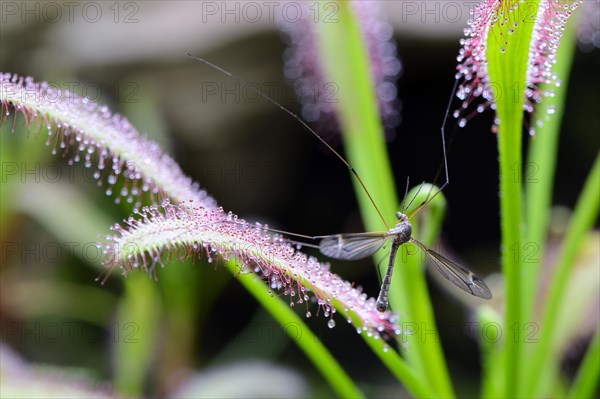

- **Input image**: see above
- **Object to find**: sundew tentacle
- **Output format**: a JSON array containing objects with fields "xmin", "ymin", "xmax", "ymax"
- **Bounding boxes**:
[
  {"xmin": 455, "ymin": 0, "xmax": 582, "ymax": 133},
  {"xmin": 0, "ymin": 73, "xmax": 215, "ymax": 208},
  {"xmin": 100, "ymin": 200, "xmax": 401, "ymax": 339}
]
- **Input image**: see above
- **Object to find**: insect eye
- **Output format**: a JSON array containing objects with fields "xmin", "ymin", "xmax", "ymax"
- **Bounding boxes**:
[{"xmin": 395, "ymin": 211, "xmax": 402, "ymax": 220}]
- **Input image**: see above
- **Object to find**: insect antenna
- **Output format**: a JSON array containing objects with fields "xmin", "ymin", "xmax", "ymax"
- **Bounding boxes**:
[
  {"xmin": 404, "ymin": 180, "xmax": 426, "ymax": 214},
  {"xmin": 187, "ymin": 53, "xmax": 390, "ymax": 231},
  {"xmin": 400, "ymin": 176, "xmax": 410, "ymax": 213},
  {"xmin": 406, "ymin": 77, "xmax": 460, "ymax": 220}
]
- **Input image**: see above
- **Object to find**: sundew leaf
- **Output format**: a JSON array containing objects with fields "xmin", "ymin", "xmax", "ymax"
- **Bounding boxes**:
[
  {"xmin": 455, "ymin": 0, "xmax": 583, "ymax": 134},
  {"xmin": 100, "ymin": 200, "xmax": 401, "ymax": 340},
  {"xmin": 0, "ymin": 72, "xmax": 401, "ymax": 341},
  {"xmin": 0, "ymin": 73, "xmax": 215, "ymax": 208},
  {"xmin": 486, "ymin": 2, "xmax": 535, "ymax": 394},
  {"xmin": 0, "ymin": 70, "xmax": 415, "ymax": 397},
  {"xmin": 454, "ymin": 1, "xmax": 584, "ymax": 397}
]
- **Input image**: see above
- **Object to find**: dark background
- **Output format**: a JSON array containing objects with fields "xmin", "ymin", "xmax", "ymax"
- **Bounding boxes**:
[{"xmin": 1, "ymin": 2, "xmax": 598, "ymax": 396}]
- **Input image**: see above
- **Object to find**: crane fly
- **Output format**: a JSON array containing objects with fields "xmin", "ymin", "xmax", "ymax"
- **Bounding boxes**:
[
  {"xmin": 317, "ymin": 211, "xmax": 492, "ymax": 311},
  {"xmin": 188, "ymin": 54, "xmax": 492, "ymax": 312}
]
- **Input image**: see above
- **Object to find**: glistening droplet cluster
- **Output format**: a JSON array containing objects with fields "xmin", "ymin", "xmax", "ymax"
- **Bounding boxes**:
[
  {"xmin": 0, "ymin": 73, "xmax": 215, "ymax": 208},
  {"xmin": 100, "ymin": 200, "xmax": 401, "ymax": 339},
  {"xmin": 454, "ymin": 0, "xmax": 582, "ymax": 134}
]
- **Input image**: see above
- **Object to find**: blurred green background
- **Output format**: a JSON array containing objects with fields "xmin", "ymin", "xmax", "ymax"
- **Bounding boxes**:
[{"xmin": 1, "ymin": 1, "xmax": 598, "ymax": 397}]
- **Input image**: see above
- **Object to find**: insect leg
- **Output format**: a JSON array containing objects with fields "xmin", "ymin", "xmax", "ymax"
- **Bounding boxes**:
[{"xmin": 376, "ymin": 239, "xmax": 401, "ymax": 312}]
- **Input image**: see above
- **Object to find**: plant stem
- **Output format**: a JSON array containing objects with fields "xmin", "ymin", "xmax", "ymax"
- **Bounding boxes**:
[
  {"xmin": 568, "ymin": 328, "xmax": 600, "ymax": 399},
  {"xmin": 361, "ymin": 336, "xmax": 438, "ymax": 398},
  {"xmin": 520, "ymin": 15, "xmax": 579, "ymax": 397},
  {"xmin": 397, "ymin": 186, "xmax": 450, "ymax": 396},
  {"xmin": 485, "ymin": 1, "xmax": 540, "ymax": 395},
  {"xmin": 314, "ymin": 2, "xmax": 453, "ymax": 397},
  {"xmin": 478, "ymin": 306, "xmax": 504, "ymax": 398},
  {"xmin": 228, "ymin": 261, "xmax": 364, "ymax": 398},
  {"xmin": 523, "ymin": 6, "xmax": 578, "ymax": 335},
  {"xmin": 525, "ymin": 153, "xmax": 600, "ymax": 398},
  {"xmin": 114, "ymin": 274, "xmax": 162, "ymax": 396},
  {"xmin": 491, "ymin": 53, "xmax": 524, "ymax": 399}
]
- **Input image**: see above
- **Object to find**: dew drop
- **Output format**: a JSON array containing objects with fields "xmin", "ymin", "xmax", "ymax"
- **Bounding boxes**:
[
  {"xmin": 458, "ymin": 118, "xmax": 467, "ymax": 128},
  {"xmin": 306, "ymin": 311, "xmax": 312, "ymax": 318},
  {"xmin": 327, "ymin": 319, "xmax": 336, "ymax": 329}
]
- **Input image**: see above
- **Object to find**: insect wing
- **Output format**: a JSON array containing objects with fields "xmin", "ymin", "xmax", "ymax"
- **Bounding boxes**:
[
  {"xmin": 412, "ymin": 239, "xmax": 492, "ymax": 299},
  {"xmin": 319, "ymin": 233, "xmax": 387, "ymax": 260}
]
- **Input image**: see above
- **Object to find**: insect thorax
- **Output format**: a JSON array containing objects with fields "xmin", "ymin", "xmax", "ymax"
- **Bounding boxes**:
[{"xmin": 391, "ymin": 213, "xmax": 412, "ymax": 244}]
